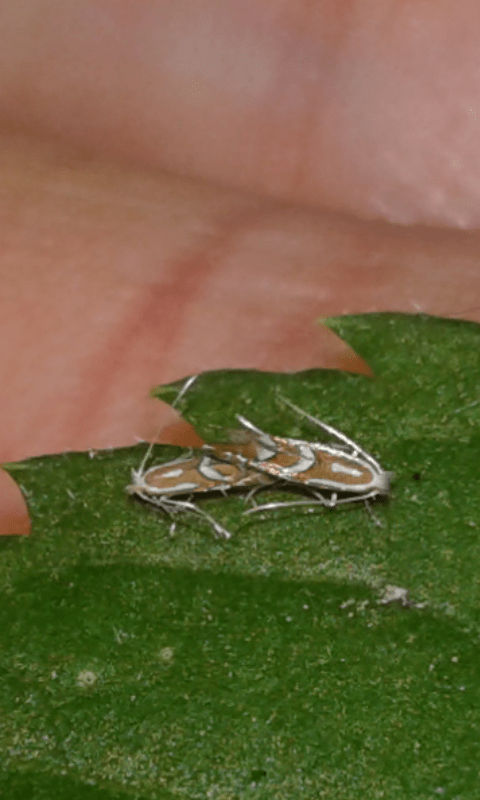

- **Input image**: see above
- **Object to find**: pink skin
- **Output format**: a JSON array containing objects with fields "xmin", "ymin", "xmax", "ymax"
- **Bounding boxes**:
[{"xmin": 1, "ymin": 0, "xmax": 480, "ymax": 534}]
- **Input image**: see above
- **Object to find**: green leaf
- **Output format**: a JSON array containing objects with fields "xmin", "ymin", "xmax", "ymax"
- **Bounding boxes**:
[{"xmin": 2, "ymin": 313, "xmax": 480, "ymax": 799}]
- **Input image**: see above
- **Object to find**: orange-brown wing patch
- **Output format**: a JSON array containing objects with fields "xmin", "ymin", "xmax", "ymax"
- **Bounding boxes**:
[{"xmin": 305, "ymin": 451, "xmax": 374, "ymax": 486}]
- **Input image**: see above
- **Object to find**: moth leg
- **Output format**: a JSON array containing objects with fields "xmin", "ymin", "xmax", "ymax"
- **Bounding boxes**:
[
  {"xmin": 165, "ymin": 498, "xmax": 232, "ymax": 539},
  {"xmin": 311, "ymin": 489, "xmax": 338, "ymax": 508},
  {"xmin": 244, "ymin": 484, "xmax": 262, "ymax": 505},
  {"xmin": 363, "ymin": 499, "xmax": 384, "ymax": 527},
  {"xmin": 243, "ymin": 491, "xmax": 386, "ymax": 523},
  {"xmin": 242, "ymin": 476, "xmax": 285, "ymax": 508},
  {"xmin": 242, "ymin": 483, "xmax": 338, "ymax": 515},
  {"xmin": 137, "ymin": 492, "xmax": 232, "ymax": 539}
]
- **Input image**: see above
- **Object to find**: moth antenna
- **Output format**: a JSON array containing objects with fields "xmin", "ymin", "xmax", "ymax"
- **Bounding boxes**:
[
  {"xmin": 137, "ymin": 374, "xmax": 198, "ymax": 476},
  {"xmin": 276, "ymin": 395, "xmax": 383, "ymax": 472},
  {"xmin": 244, "ymin": 498, "xmax": 334, "ymax": 514},
  {"xmin": 243, "ymin": 488, "xmax": 386, "ymax": 516},
  {"xmin": 235, "ymin": 414, "xmax": 267, "ymax": 437},
  {"xmin": 173, "ymin": 374, "xmax": 198, "ymax": 405}
]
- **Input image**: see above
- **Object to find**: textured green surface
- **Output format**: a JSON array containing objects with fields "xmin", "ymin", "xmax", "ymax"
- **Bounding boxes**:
[{"xmin": 2, "ymin": 313, "xmax": 480, "ymax": 799}]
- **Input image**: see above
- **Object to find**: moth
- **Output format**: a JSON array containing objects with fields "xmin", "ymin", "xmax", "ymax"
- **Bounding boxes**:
[
  {"xmin": 128, "ymin": 386, "xmax": 391, "ymax": 536},
  {"xmin": 128, "ymin": 449, "xmax": 274, "ymax": 539},
  {"xmin": 205, "ymin": 398, "xmax": 392, "ymax": 517}
]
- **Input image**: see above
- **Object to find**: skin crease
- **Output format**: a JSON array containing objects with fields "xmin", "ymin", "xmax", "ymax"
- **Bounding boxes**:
[{"xmin": 1, "ymin": 0, "xmax": 480, "ymax": 534}]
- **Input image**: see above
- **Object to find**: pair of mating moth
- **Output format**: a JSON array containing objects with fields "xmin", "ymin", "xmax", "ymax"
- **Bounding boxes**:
[{"xmin": 128, "ymin": 394, "xmax": 392, "ymax": 539}]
